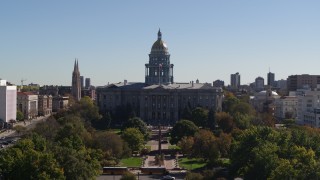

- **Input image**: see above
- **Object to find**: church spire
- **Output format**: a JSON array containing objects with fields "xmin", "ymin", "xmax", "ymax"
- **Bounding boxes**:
[
  {"xmin": 76, "ymin": 59, "xmax": 79, "ymax": 72},
  {"xmin": 158, "ymin": 28, "xmax": 162, "ymax": 40},
  {"xmin": 74, "ymin": 59, "xmax": 77, "ymax": 72},
  {"xmin": 72, "ymin": 58, "xmax": 81, "ymax": 101}
]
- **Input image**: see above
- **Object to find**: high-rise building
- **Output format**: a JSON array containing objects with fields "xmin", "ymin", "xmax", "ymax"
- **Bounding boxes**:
[
  {"xmin": 80, "ymin": 76, "xmax": 84, "ymax": 89},
  {"xmin": 230, "ymin": 72, "xmax": 240, "ymax": 88},
  {"xmin": 145, "ymin": 29, "xmax": 174, "ymax": 85},
  {"xmin": 213, "ymin": 80, "xmax": 225, "ymax": 88},
  {"xmin": 0, "ymin": 80, "xmax": 17, "ymax": 123},
  {"xmin": 287, "ymin": 74, "xmax": 320, "ymax": 91},
  {"xmin": 267, "ymin": 72, "xmax": 275, "ymax": 87},
  {"xmin": 255, "ymin": 77, "xmax": 265, "ymax": 91},
  {"xmin": 85, "ymin": 78, "xmax": 91, "ymax": 88},
  {"xmin": 72, "ymin": 59, "xmax": 81, "ymax": 101}
]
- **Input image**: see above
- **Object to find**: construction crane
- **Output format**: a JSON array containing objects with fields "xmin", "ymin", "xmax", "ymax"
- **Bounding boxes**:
[{"xmin": 21, "ymin": 78, "xmax": 27, "ymax": 88}]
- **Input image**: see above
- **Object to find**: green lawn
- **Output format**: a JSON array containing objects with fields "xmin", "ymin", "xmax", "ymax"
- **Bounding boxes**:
[
  {"xmin": 219, "ymin": 158, "xmax": 230, "ymax": 166},
  {"xmin": 178, "ymin": 158, "xmax": 207, "ymax": 170},
  {"xmin": 169, "ymin": 145, "xmax": 180, "ymax": 150},
  {"xmin": 120, "ymin": 157, "xmax": 142, "ymax": 167}
]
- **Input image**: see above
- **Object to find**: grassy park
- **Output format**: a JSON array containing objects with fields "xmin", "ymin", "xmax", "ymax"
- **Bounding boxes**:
[
  {"xmin": 120, "ymin": 157, "xmax": 142, "ymax": 167},
  {"xmin": 178, "ymin": 158, "xmax": 207, "ymax": 170}
]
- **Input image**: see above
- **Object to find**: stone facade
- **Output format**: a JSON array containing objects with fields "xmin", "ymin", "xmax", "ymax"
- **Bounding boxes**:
[
  {"xmin": 17, "ymin": 92, "xmax": 38, "ymax": 120},
  {"xmin": 145, "ymin": 29, "xmax": 173, "ymax": 85},
  {"xmin": 274, "ymin": 96, "xmax": 297, "ymax": 120},
  {"xmin": 52, "ymin": 96, "xmax": 69, "ymax": 112},
  {"xmin": 296, "ymin": 87, "xmax": 320, "ymax": 127},
  {"xmin": 97, "ymin": 82, "xmax": 223, "ymax": 125},
  {"xmin": 38, "ymin": 95, "xmax": 52, "ymax": 116},
  {"xmin": 97, "ymin": 30, "xmax": 223, "ymax": 125},
  {"xmin": 72, "ymin": 59, "xmax": 81, "ymax": 101}
]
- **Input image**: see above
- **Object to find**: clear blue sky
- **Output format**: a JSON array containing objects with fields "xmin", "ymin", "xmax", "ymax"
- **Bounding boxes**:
[{"xmin": 1, "ymin": 1, "xmax": 320, "ymax": 86}]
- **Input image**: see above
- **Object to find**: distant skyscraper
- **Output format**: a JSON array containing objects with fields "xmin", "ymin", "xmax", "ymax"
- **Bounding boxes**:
[
  {"xmin": 0, "ymin": 80, "xmax": 17, "ymax": 123},
  {"xmin": 287, "ymin": 74, "xmax": 320, "ymax": 91},
  {"xmin": 213, "ymin": 80, "xmax": 225, "ymax": 88},
  {"xmin": 255, "ymin": 77, "xmax": 265, "ymax": 91},
  {"xmin": 72, "ymin": 59, "xmax": 81, "ymax": 101},
  {"xmin": 85, "ymin": 78, "xmax": 91, "ymax": 88},
  {"xmin": 80, "ymin": 76, "xmax": 84, "ymax": 89},
  {"xmin": 231, "ymin": 72, "xmax": 240, "ymax": 88},
  {"xmin": 267, "ymin": 72, "xmax": 275, "ymax": 87}
]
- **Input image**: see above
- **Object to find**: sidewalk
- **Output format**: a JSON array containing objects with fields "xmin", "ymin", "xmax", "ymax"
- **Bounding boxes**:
[{"xmin": 0, "ymin": 115, "xmax": 50, "ymax": 138}]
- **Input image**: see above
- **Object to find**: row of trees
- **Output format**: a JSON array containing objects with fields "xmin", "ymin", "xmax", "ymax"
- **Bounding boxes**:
[
  {"xmin": 230, "ymin": 126, "xmax": 320, "ymax": 179},
  {"xmin": 169, "ymin": 90, "xmax": 320, "ymax": 179},
  {"xmin": 0, "ymin": 96, "xmax": 149, "ymax": 179}
]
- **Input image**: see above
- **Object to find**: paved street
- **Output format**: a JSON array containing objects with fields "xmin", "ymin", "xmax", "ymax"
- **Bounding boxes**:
[
  {"xmin": 0, "ymin": 115, "xmax": 50, "ymax": 138},
  {"xmin": 97, "ymin": 174, "xmax": 185, "ymax": 180}
]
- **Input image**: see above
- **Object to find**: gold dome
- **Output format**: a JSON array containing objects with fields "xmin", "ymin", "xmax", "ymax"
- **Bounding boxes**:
[{"xmin": 151, "ymin": 29, "xmax": 168, "ymax": 54}]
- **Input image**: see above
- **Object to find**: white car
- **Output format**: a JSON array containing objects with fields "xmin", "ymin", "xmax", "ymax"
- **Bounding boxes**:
[{"xmin": 162, "ymin": 175, "xmax": 175, "ymax": 180}]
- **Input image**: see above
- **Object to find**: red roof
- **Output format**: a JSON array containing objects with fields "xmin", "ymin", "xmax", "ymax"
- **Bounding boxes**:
[{"xmin": 17, "ymin": 92, "xmax": 36, "ymax": 96}]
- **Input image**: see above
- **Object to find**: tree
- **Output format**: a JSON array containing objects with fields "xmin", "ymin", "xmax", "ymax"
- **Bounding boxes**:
[
  {"xmin": 170, "ymin": 120, "xmax": 199, "ymax": 144},
  {"xmin": 177, "ymin": 136, "xmax": 194, "ymax": 156},
  {"xmin": 181, "ymin": 102, "xmax": 192, "ymax": 120},
  {"xmin": 229, "ymin": 102, "xmax": 254, "ymax": 117},
  {"xmin": 252, "ymin": 112, "xmax": 275, "ymax": 127},
  {"xmin": 33, "ymin": 117, "xmax": 61, "ymax": 141},
  {"xmin": 233, "ymin": 113, "xmax": 252, "ymax": 130},
  {"xmin": 93, "ymin": 111, "xmax": 112, "ymax": 130},
  {"xmin": 191, "ymin": 107, "xmax": 208, "ymax": 127},
  {"xmin": 93, "ymin": 131, "xmax": 128, "ymax": 159},
  {"xmin": 185, "ymin": 172, "xmax": 203, "ymax": 180},
  {"xmin": 13, "ymin": 125, "xmax": 27, "ymax": 135},
  {"xmin": 0, "ymin": 137, "xmax": 65, "ymax": 180},
  {"xmin": 223, "ymin": 92, "xmax": 240, "ymax": 113},
  {"xmin": 215, "ymin": 112, "xmax": 234, "ymax": 133},
  {"xmin": 121, "ymin": 128, "xmax": 144, "ymax": 152},
  {"xmin": 71, "ymin": 96, "xmax": 102, "ymax": 123},
  {"xmin": 16, "ymin": 110, "xmax": 24, "ymax": 121},
  {"xmin": 123, "ymin": 117, "xmax": 149, "ymax": 140},
  {"xmin": 215, "ymin": 133, "xmax": 232, "ymax": 157},
  {"xmin": 53, "ymin": 145, "xmax": 102, "ymax": 180},
  {"xmin": 192, "ymin": 130, "xmax": 217, "ymax": 160},
  {"xmin": 207, "ymin": 108, "xmax": 216, "ymax": 130},
  {"xmin": 120, "ymin": 172, "xmax": 136, "ymax": 180}
]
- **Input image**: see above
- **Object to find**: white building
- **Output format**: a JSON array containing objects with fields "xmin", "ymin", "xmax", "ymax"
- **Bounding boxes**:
[
  {"xmin": 0, "ymin": 80, "xmax": 17, "ymax": 123},
  {"xmin": 296, "ymin": 87, "xmax": 320, "ymax": 127},
  {"xmin": 251, "ymin": 90, "xmax": 280, "ymax": 114},
  {"xmin": 17, "ymin": 92, "xmax": 38, "ymax": 120},
  {"xmin": 275, "ymin": 96, "xmax": 297, "ymax": 120}
]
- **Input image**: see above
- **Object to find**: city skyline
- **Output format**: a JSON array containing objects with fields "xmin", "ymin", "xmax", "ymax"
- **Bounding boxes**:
[{"xmin": 1, "ymin": 1, "xmax": 320, "ymax": 86}]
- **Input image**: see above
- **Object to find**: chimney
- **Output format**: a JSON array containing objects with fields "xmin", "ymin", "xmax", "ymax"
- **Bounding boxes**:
[
  {"xmin": 192, "ymin": 81, "xmax": 194, "ymax": 87},
  {"xmin": 124, "ymin": 80, "xmax": 127, "ymax": 85}
]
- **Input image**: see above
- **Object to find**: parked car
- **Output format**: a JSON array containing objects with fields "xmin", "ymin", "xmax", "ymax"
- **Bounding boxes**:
[
  {"xmin": 1, "ymin": 141, "xmax": 9, "ymax": 145},
  {"xmin": 162, "ymin": 175, "xmax": 175, "ymax": 180},
  {"xmin": 161, "ymin": 140, "xmax": 168, "ymax": 144}
]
